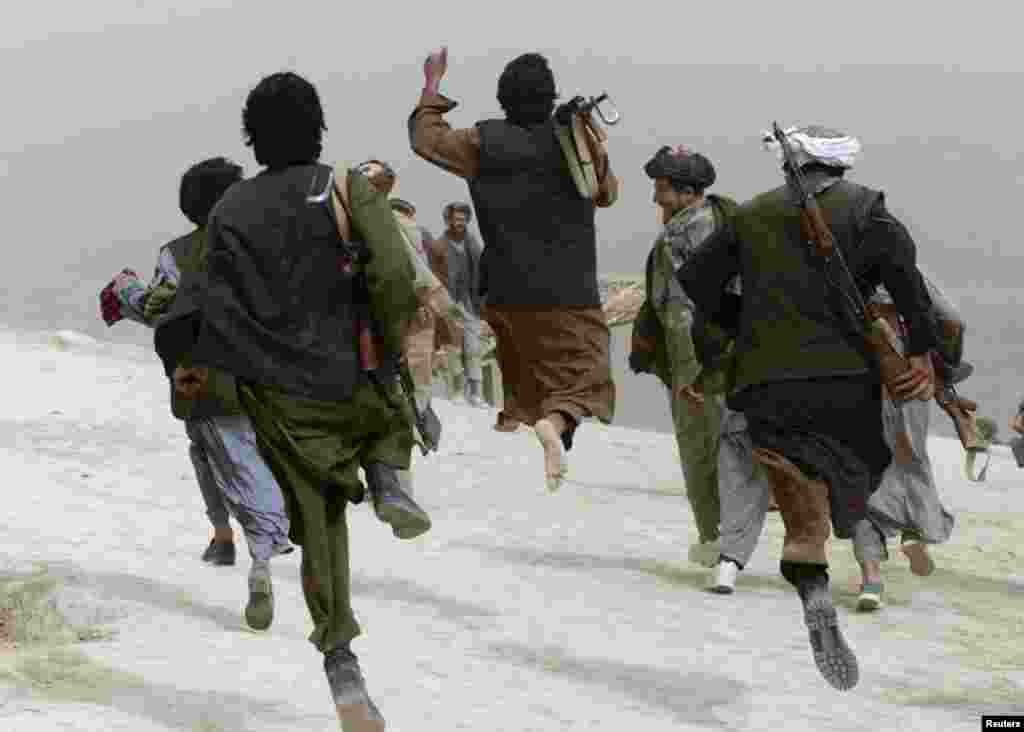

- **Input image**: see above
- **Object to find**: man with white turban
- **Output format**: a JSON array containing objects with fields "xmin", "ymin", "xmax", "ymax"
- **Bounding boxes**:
[{"xmin": 680, "ymin": 124, "xmax": 938, "ymax": 691}]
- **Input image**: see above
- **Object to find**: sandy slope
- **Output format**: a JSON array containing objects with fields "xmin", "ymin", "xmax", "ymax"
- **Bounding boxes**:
[{"xmin": 0, "ymin": 329, "xmax": 1020, "ymax": 731}]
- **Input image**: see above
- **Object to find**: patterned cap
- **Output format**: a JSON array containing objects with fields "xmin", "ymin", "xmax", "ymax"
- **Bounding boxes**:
[{"xmin": 643, "ymin": 145, "xmax": 716, "ymax": 189}]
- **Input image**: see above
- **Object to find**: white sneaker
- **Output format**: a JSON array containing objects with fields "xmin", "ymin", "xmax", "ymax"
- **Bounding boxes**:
[
  {"xmin": 687, "ymin": 539, "xmax": 720, "ymax": 568},
  {"xmin": 709, "ymin": 560, "xmax": 739, "ymax": 594}
]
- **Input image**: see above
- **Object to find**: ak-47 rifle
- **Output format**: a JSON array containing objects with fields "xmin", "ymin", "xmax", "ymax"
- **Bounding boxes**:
[
  {"xmin": 554, "ymin": 94, "xmax": 620, "ymax": 199},
  {"xmin": 555, "ymin": 93, "xmax": 621, "ymax": 127},
  {"xmin": 771, "ymin": 122, "xmax": 920, "ymax": 404}
]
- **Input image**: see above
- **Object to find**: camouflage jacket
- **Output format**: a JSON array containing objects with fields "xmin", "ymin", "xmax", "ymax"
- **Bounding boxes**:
[{"xmin": 649, "ymin": 201, "xmax": 717, "ymax": 388}]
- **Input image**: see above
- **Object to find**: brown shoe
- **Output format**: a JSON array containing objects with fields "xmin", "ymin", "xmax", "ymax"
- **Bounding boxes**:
[{"xmin": 325, "ymin": 646, "xmax": 386, "ymax": 731}]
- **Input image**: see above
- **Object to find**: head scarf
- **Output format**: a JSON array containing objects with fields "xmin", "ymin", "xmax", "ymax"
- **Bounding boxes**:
[
  {"xmin": 643, "ymin": 145, "xmax": 716, "ymax": 189},
  {"xmin": 761, "ymin": 125, "xmax": 861, "ymax": 170}
]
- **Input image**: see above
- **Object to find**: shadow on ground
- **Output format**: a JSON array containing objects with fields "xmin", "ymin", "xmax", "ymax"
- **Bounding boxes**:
[
  {"xmin": 489, "ymin": 641, "xmax": 749, "ymax": 729},
  {"xmin": 351, "ymin": 575, "xmax": 499, "ymax": 624},
  {"xmin": 453, "ymin": 541, "xmax": 793, "ymax": 595}
]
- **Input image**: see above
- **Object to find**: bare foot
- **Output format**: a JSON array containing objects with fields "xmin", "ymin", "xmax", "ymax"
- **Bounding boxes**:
[
  {"xmin": 533, "ymin": 418, "xmax": 567, "ymax": 492},
  {"xmin": 901, "ymin": 541, "xmax": 936, "ymax": 576}
]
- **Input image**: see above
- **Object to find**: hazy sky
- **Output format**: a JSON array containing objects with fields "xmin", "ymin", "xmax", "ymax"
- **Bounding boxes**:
[{"xmin": 2, "ymin": 0, "xmax": 1022, "ymax": 346}]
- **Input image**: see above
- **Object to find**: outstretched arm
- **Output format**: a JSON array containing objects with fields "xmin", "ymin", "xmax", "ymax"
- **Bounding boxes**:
[
  {"xmin": 408, "ymin": 47, "xmax": 481, "ymax": 179},
  {"xmin": 408, "ymin": 93, "xmax": 482, "ymax": 179}
]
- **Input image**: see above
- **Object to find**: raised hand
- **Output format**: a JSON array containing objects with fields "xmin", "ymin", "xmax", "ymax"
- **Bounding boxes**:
[{"xmin": 423, "ymin": 46, "xmax": 448, "ymax": 95}]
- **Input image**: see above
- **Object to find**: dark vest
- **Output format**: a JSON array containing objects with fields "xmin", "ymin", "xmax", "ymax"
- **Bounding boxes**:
[
  {"xmin": 183, "ymin": 164, "xmax": 407, "ymax": 402},
  {"xmin": 164, "ymin": 229, "xmax": 243, "ymax": 421},
  {"xmin": 732, "ymin": 180, "xmax": 881, "ymax": 393},
  {"xmin": 468, "ymin": 119, "xmax": 600, "ymax": 307}
]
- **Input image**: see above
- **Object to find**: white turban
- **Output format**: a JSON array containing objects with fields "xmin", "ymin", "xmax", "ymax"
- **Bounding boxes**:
[{"xmin": 761, "ymin": 125, "xmax": 862, "ymax": 170}]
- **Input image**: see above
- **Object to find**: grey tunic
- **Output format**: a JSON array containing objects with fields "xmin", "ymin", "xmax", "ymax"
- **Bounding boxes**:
[{"xmin": 866, "ymin": 396, "xmax": 954, "ymax": 544}]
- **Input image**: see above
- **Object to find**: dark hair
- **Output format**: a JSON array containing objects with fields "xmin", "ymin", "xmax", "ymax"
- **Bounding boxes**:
[
  {"xmin": 179, "ymin": 157, "xmax": 244, "ymax": 226},
  {"xmin": 497, "ymin": 53, "xmax": 557, "ymax": 127},
  {"xmin": 357, "ymin": 158, "xmax": 397, "ymax": 194},
  {"xmin": 443, "ymin": 202, "xmax": 473, "ymax": 224},
  {"xmin": 242, "ymin": 72, "xmax": 326, "ymax": 169}
]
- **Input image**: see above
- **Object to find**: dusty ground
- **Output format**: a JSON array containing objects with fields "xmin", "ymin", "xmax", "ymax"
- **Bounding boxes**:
[{"xmin": 0, "ymin": 328, "xmax": 1020, "ymax": 730}]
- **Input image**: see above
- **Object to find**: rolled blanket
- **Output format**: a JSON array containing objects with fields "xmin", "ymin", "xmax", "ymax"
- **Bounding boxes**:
[{"xmin": 99, "ymin": 268, "xmax": 142, "ymax": 326}]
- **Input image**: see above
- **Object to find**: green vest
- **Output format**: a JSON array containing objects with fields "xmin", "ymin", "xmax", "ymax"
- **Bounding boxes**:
[
  {"xmin": 166, "ymin": 229, "xmax": 243, "ymax": 421},
  {"xmin": 731, "ymin": 180, "xmax": 881, "ymax": 393}
]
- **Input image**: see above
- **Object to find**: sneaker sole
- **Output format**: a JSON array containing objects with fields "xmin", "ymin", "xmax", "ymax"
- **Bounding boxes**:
[
  {"xmin": 245, "ymin": 577, "xmax": 274, "ymax": 631},
  {"xmin": 804, "ymin": 600, "xmax": 859, "ymax": 690}
]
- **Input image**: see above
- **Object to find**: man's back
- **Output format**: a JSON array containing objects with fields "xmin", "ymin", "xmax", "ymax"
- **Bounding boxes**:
[
  {"xmin": 468, "ymin": 119, "xmax": 599, "ymax": 308},
  {"xmin": 729, "ymin": 180, "xmax": 881, "ymax": 392},
  {"xmin": 190, "ymin": 163, "xmax": 362, "ymax": 401}
]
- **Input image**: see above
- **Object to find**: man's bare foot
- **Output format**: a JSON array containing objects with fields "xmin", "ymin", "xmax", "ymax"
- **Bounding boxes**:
[
  {"xmin": 901, "ymin": 540, "xmax": 936, "ymax": 576},
  {"xmin": 533, "ymin": 418, "xmax": 567, "ymax": 492}
]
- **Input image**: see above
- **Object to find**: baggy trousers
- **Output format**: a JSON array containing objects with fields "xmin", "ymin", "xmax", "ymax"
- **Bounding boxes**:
[
  {"xmin": 441, "ymin": 313, "xmax": 483, "ymax": 383},
  {"xmin": 718, "ymin": 408, "xmax": 772, "ymax": 567},
  {"xmin": 186, "ymin": 415, "xmax": 291, "ymax": 561},
  {"xmin": 670, "ymin": 390, "xmax": 723, "ymax": 544},
  {"xmin": 238, "ymin": 379, "xmax": 414, "ymax": 653}
]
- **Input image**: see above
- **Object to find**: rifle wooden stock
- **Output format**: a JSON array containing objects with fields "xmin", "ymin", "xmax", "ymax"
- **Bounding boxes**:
[
  {"xmin": 933, "ymin": 369, "xmax": 985, "ymax": 452},
  {"xmin": 800, "ymin": 205, "xmax": 836, "ymax": 258}
]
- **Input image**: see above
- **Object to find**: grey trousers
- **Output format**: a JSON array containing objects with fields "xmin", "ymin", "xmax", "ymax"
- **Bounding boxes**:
[
  {"xmin": 717, "ymin": 408, "xmax": 771, "ymax": 568},
  {"xmin": 444, "ymin": 314, "xmax": 483, "ymax": 382},
  {"xmin": 186, "ymin": 415, "xmax": 291, "ymax": 561}
]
